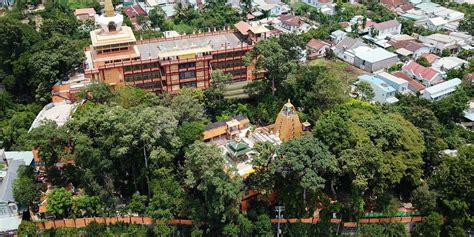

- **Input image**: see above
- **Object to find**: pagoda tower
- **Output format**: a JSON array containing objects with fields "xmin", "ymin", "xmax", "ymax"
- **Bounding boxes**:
[{"xmin": 272, "ymin": 99, "xmax": 303, "ymax": 141}]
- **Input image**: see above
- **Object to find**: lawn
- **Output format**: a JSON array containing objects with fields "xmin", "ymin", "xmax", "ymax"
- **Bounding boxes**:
[{"xmin": 308, "ymin": 58, "xmax": 365, "ymax": 82}]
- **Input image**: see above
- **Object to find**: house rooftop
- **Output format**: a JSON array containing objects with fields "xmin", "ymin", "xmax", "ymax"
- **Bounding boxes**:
[
  {"xmin": 424, "ymin": 78, "xmax": 461, "ymax": 95},
  {"xmin": 377, "ymin": 72, "xmax": 408, "ymax": 85},
  {"xmin": 358, "ymin": 74, "xmax": 396, "ymax": 93},
  {"xmin": 374, "ymin": 19, "xmax": 400, "ymax": 31},
  {"xmin": 74, "ymin": 8, "xmax": 96, "ymax": 16},
  {"xmin": 306, "ymin": 39, "xmax": 330, "ymax": 50},
  {"xmin": 354, "ymin": 47, "xmax": 397, "ymax": 63},
  {"xmin": 429, "ymin": 17, "xmax": 447, "ymax": 26},
  {"xmin": 392, "ymin": 71, "xmax": 425, "ymax": 91},
  {"xmin": 124, "ymin": 4, "xmax": 146, "ymax": 18},
  {"xmin": 432, "ymin": 57, "xmax": 468, "ymax": 70},
  {"xmin": 403, "ymin": 60, "xmax": 439, "ymax": 82}
]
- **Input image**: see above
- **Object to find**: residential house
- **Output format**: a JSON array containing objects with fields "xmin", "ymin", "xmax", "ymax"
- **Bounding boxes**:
[
  {"xmin": 434, "ymin": 7, "xmax": 464, "ymax": 23},
  {"xmin": 0, "ymin": 149, "xmax": 34, "ymax": 235},
  {"xmin": 376, "ymin": 72, "xmax": 409, "ymax": 93},
  {"xmin": 334, "ymin": 37, "xmax": 366, "ymax": 64},
  {"xmin": 353, "ymin": 47, "xmax": 399, "ymax": 73},
  {"xmin": 277, "ymin": 14, "xmax": 312, "ymax": 34},
  {"xmin": 402, "ymin": 60, "xmax": 443, "ymax": 87},
  {"xmin": 389, "ymin": 40, "xmax": 431, "ymax": 59},
  {"xmin": 371, "ymin": 19, "xmax": 401, "ymax": 40},
  {"xmin": 419, "ymin": 33, "xmax": 469, "ymax": 54},
  {"xmin": 422, "ymin": 78, "xmax": 462, "ymax": 101},
  {"xmin": 415, "ymin": 2, "xmax": 440, "ymax": 15},
  {"xmin": 301, "ymin": 0, "xmax": 336, "ymax": 15},
  {"xmin": 427, "ymin": 17, "xmax": 447, "ymax": 31},
  {"xmin": 357, "ymin": 75, "xmax": 399, "ymax": 104},
  {"xmin": 74, "ymin": 8, "xmax": 96, "ymax": 21},
  {"xmin": 124, "ymin": 4, "xmax": 147, "ymax": 19},
  {"xmin": 392, "ymin": 71, "xmax": 425, "ymax": 93},
  {"xmin": 420, "ymin": 53, "xmax": 440, "ymax": 65},
  {"xmin": 330, "ymin": 30, "xmax": 347, "ymax": 44},
  {"xmin": 461, "ymin": 99, "xmax": 474, "ymax": 131},
  {"xmin": 306, "ymin": 39, "xmax": 331, "ymax": 59},
  {"xmin": 253, "ymin": 0, "xmax": 290, "ymax": 16},
  {"xmin": 380, "ymin": 0, "xmax": 414, "ymax": 14},
  {"xmin": 449, "ymin": 32, "xmax": 472, "ymax": 45},
  {"xmin": 432, "ymin": 57, "xmax": 468, "ymax": 72}
]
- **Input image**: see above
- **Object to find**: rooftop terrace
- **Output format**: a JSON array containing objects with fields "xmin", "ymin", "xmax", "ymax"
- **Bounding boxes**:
[{"xmin": 137, "ymin": 31, "xmax": 248, "ymax": 60}]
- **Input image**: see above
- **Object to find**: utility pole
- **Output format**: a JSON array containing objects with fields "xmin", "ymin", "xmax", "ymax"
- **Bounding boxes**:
[
  {"xmin": 143, "ymin": 144, "xmax": 151, "ymax": 201},
  {"xmin": 275, "ymin": 206, "xmax": 284, "ymax": 237}
]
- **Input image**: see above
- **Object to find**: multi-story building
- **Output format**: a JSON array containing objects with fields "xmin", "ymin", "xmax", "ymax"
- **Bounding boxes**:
[{"xmin": 75, "ymin": 0, "xmax": 262, "ymax": 98}]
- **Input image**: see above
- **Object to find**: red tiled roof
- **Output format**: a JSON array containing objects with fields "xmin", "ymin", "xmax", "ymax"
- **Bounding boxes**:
[
  {"xmin": 234, "ymin": 21, "xmax": 251, "ymax": 35},
  {"xmin": 402, "ymin": 61, "xmax": 439, "ymax": 82},
  {"xmin": 124, "ymin": 4, "xmax": 146, "ymax": 18},
  {"xmin": 339, "ymin": 22, "xmax": 350, "ymax": 28},
  {"xmin": 380, "ymin": 0, "xmax": 404, "ymax": 7},
  {"xmin": 279, "ymin": 15, "xmax": 303, "ymax": 27},
  {"xmin": 421, "ymin": 53, "xmax": 440, "ymax": 64},
  {"xmin": 400, "ymin": 3, "xmax": 414, "ymax": 11},
  {"xmin": 365, "ymin": 20, "xmax": 377, "ymax": 28},
  {"xmin": 306, "ymin": 39, "xmax": 330, "ymax": 50},
  {"xmin": 392, "ymin": 71, "xmax": 425, "ymax": 91}
]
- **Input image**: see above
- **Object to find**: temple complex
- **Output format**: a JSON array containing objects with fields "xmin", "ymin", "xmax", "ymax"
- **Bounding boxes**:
[{"xmin": 51, "ymin": 0, "xmax": 267, "ymax": 102}]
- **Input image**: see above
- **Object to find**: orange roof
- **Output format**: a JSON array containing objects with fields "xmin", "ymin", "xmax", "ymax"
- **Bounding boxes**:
[
  {"xmin": 74, "ymin": 8, "xmax": 96, "ymax": 16},
  {"xmin": 306, "ymin": 39, "xmax": 330, "ymax": 50},
  {"xmin": 421, "ymin": 53, "xmax": 440, "ymax": 64},
  {"xmin": 235, "ymin": 21, "xmax": 250, "ymax": 36}
]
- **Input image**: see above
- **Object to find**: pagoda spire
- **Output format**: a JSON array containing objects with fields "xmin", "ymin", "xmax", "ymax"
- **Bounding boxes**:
[{"xmin": 104, "ymin": 0, "xmax": 115, "ymax": 17}]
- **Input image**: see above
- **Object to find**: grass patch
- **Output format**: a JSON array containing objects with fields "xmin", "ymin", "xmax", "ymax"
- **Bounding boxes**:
[{"xmin": 309, "ymin": 58, "xmax": 364, "ymax": 82}]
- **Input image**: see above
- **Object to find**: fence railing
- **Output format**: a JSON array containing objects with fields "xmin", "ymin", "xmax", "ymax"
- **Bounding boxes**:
[{"xmin": 34, "ymin": 216, "xmax": 425, "ymax": 229}]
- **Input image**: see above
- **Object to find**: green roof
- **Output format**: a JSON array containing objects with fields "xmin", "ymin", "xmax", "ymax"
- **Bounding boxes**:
[{"xmin": 226, "ymin": 141, "xmax": 251, "ymax": 157}]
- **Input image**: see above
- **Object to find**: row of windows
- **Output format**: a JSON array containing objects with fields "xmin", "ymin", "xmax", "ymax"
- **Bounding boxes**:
[
  {"xmin": 179, "ymin": 71, "xmax": 196, "ymax": 80},
  {"xmin": 136, "ymin": 81, "xmax": 166, "ymax": 90},
  {"xmin": 212, "ymin": 60, "xmax": 245, "ymax": 70},
  {"xmin": 178, "ymin": 62, "xmax": 196, "ymax": 69},
  {"xmin": 124, "ymin": 71, "xmax": 162, "ymax": 82},
  {"xmin": 213, "ymin": 51, "xmax": 247, "ymax": 60},
  {"xmin": 124, "ymin": 63, "xmax": 161, "ymax": 72},
  {"xmin": 180, "ymin": 81, "xmax": 197, "ymax": 88},
  {"xmin": 229, "ymin": 69, "xmax": 247, "ymax": 76}
]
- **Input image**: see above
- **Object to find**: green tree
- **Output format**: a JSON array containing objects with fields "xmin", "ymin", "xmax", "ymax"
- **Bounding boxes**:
[
  {"xmin": 48, "ymin": 188, "xmax": 73, "ymax": 218},
  {"xmin": 129, "ymin": 193, "xmax": 147, "ymax": 215},
  {"xmin": 184, "ymin": 141, "xmax": 242, "ymax": 233},
  {"xmin": 171, "ymin": 88, "xmax": 206, "ymax": 123},
  {"xmin": 73, "ymin": 195, "xmax": 104, "ymax": 217},
  {"xmin": 77, "ymin": 82, "xmax": 114, "ymax": 104},
  {"xmin": 411, "ymin": 212, "xmax": 444, "ymax": 237},
  {"xmin": 354, "ymin": 81, "xmax": 375, "ymax": 101},
  {"xmin": 433, "ymin": 88, "xmax": 469, "ymax": 123},
  {"xmin": 411, "ymin": 185, "xmax": 437, "ymax": 215},
  {"xmin": 17, "ymin": 221, "xmax": 38, "ymax": 237},
  {"xmin": 416, "ymin": 56, "xmax": 431, "ymax": 67},
  {"xmin": 13, "ymin": 175, "xmax": 41, "ymax": 208},
  {"xmin": 441, "ymin": 48, "xmax": 451, "ymax": 57},
  {"xmin": 254, "ymin": 214, "xmax": 272, "ymax": 237},
  {"xmin": 271, "ymin": 136, "xmax": 338, "ymax": 217}
]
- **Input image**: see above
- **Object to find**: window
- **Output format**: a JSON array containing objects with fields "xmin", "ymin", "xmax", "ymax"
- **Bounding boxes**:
[
  {"xmin": 178, "ymin": 62, "xmax": 196, "ymax": 69},
  {"xmin": 180, "ymin": 81, "xmax": 197, "ymax": 88},
  {"xmin": 108, "ymin": 21, "xmax": 117, "ymax": 32},
  {"xmin": 179, "ymin": 71, "xmax": 196, "ymax": 80}
]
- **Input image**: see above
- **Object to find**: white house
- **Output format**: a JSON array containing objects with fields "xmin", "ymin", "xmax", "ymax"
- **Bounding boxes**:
[
  {"xmin": 353, "ymin": 47, "xmax": 399, "ymax": 73},
  {"xmin": 418, "ymin": 33, "xmax": 467, "ymax": 54},
  {"xmin": 357, "ymin": 75, "xmax": 399, "ymax": 104},
  {"xmin": 371, "ymin": 19, "xmax": 402, "ymax": 40},
  {"xmin": 432, "ymin": 57, "xmax": 468, "ymax": 72},
  {"xmin": 334, "ymin": 37, "xmax": 367, "ymax": 64},
  {"xmin": 276, "ymin": 15, "xmax": 313, "ymax": 34},
  {"xmin": 376, "ymin": 72, "xmax": 409, "ymax": 93},
  {"xmin": 330, "ymin": 30, "xmax": 347, "ymax": 44},
  {"xmin": 422, "ymin": 78, "xmax": 462, "ymax": 101},
  {"xmin": 301, "ymin": 0, "xmax": 335, "ymax": 15},
  {"xmin": 427, "ymin": 17, "xmax": 447, "ymax": 31}
]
